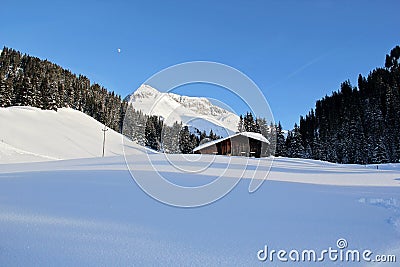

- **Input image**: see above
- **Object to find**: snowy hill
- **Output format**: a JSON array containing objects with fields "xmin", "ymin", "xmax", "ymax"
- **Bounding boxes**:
[
  {"xmin": 126, "ymin": 84, "xmax": 240, "ymax": 136},
  {"xmin": 0, "ymin": 106, "xmax": 144, "ymax": 164}
]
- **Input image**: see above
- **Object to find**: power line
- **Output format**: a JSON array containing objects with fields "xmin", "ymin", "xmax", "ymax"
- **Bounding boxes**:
[{"xmin": 102, "ymin": 125, "xmax": 108, "ymax": 157}]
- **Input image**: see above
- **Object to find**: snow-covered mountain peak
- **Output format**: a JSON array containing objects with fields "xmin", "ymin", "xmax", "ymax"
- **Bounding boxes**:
[
  {"xmin": 127, "ymin": 84, "xmax": 240, "ymax": 136},
  {"xmin": 131, "ymin": 84, "xmax": 161, "ymax": 100}
]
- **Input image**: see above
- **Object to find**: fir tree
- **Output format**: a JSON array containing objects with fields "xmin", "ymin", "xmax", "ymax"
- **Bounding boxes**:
[
  {"xmin": 179, "ymin": 126, "xmax": 193, "ymax": 154},
  {"xmin": 286, "ymin": 124, "xmax": 304, "ymax": 158},
  {"xmin": 237, "ymin": 115, "xmax": 244, "ymax": 132},
  {"xmin": 162, "ymin": 121, "xmax": 182, "ymax": 153},
  {"xmin": 275, "ymin": 122, "xmax": 286, "ymax": 157},
  {"xmin": 145, "ymin": 116, "xmax": 159, "ymax": 150},
  {"xmin": 265, "ymin": 121, "xmax": 275, "ymax": 156},
  {"xmin": 372, "ymin": 137, "xmax": 389, "ymax": 164}
]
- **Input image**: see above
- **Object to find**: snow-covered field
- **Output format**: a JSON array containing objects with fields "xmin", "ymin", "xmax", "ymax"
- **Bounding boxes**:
[
  {"xmin": 1, "ymin": 107, "xmax": 399, "ymax": 266},
  {"xmin": 1, "ymin": 154, "xmax": 399, "ymax": 266}
]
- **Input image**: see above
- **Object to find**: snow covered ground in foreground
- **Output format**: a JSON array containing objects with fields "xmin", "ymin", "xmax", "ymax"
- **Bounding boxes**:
[{"xmin": 1, "ymin": 154, "xmax": 400, "ymax": 266}]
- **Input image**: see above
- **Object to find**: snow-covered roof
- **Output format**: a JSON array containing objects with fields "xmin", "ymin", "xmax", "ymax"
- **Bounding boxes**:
[{"xmin": 193, "ymin": 132, "xmax": 269, "ymax": 152}]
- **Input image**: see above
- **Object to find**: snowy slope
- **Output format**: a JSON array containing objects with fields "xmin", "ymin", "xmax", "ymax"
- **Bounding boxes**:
[
  {"xmin": 0, "ymin": 106, "xmax": 145, "ymax": 164},
  {"xmin": 0, "ymin": 156, "xmax": 399, "ymax": 266},
  {"xmin": 127, "ymin": 84, "xmax": 240, "ymax": 136}
]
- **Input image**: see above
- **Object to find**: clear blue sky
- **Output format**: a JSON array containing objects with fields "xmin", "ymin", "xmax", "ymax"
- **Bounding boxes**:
[{"xmin": 1, "ymin": 0, "xmax": 399, "ymax": 129}]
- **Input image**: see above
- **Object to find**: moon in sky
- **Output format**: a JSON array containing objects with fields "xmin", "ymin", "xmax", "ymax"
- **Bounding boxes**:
[{"xmin": 117, "ymin": 48, "xmax": 121, "ymax": 53}]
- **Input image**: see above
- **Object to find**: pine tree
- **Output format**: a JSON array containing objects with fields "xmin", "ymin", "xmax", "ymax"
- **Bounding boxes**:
[
  {"xmin": 244, "ymin": 112, "xmax": 255, "ymax": 132},
  {"xmin": 14, "ymin": 76, "xmax": 28, "ymax": 106},
  {"xmin": 275, "ymin": 122, "xmax": 286, "ymax": 157},
  {"xmin": 209, "ymin": 129, "xmax": 218, "ymax": 140},
  {"xmin": 41, "ymin": 79, "xmax": 57, "ymax": 111},
  {"xmin": 257, "ymin": 118, "xmax": 268, "ymax": 137},
  {"xmin": 372, "ymin": 137, "xmax": 388, "ymax": 164},
  {"xmin": 162, "ymin": 121, "xmax": 182, "ymax": 153},
  {"xmin": 23, "ymin": 76, "xmax": 35, "ymax": 107},
  {"xmin": 199, "ymin": 130, "xmax": 207, "ymax": 142},
  {"xmin": 288, "ymin": 124, "xmax": 305, "ymax": 158},
  {"xmin": 0, "ymin": 79, "xmax": 9, "ymax": 107},
  {"xmin": 254, "ymin": 118, "xmax": 261, "ymax": 133},
  {"xmin": 145, "ymin": 116, "xmax": 159, "ymax": 150},
  {"xmin": 179, "ymin": 126, "xmax": 193, "ymax": 154},
  {"xmin": 285, "ymin": 131, "xmax": 294, "ymax": 157},
  {"xmin": 122, "ymin": 104, "xmax": 135, "ymax": 140},
  {"xmin": 190, "ymin": 133, "xmax": 199, "ymax": 151},
  {"xmin": 130, "ymin": 110, "xmax": 146, "ymax": 146},
  {"xmin": 265, "ymin": 121, "xmax": 275, "ymax": 156},
  {"xmin": 304, "ymin": 143, "xmax": 312, "ymax": 159},
  {"xmin": 237, "ymin": 115, "xmax": 244, "ymax": 132}
]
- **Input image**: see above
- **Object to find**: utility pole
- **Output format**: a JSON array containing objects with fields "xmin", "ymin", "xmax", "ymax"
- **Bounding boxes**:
[{"xmin": 102, "ymin": 125, "xmax": 108, "ymax": 157}]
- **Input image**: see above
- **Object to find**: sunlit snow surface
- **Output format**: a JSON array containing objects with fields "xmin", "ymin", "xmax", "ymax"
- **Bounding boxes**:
[
  {"xmin": 1, "ymin": 154, "xmax": 400, "ymax": 266},
  {"xmin": 0, "ymin": 107, "xmax": 134, "ymax": 163}
]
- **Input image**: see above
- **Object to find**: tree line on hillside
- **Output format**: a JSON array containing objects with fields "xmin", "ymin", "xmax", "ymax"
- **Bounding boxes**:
[
  {"xmin": 0, "ymin": 47, "xmax": 127, "ymax": 132},
  {"xmin": 298, "ymin": 46, "xmax": 400, "ymax": 164},
  {"xmin": 246, "ymin": 46, "xmax": 400, "ymax": 164}
]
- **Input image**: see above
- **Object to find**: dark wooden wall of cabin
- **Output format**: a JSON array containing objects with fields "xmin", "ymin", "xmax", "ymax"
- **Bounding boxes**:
[{"xmin": 196, "ymin": 136, "xmax": 265, "ymax": 158}]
